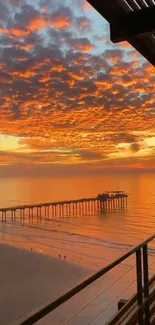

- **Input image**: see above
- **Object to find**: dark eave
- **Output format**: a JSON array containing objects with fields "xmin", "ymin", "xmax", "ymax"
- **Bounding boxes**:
[{"xmin": 87, "ymin": 0, "xmax": 155, "ymax": 66}]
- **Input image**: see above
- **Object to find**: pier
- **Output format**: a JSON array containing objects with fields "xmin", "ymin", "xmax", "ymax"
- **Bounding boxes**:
[{"xmin": 0, "ymin": 191, "xmax": 127, "ymax": 222}]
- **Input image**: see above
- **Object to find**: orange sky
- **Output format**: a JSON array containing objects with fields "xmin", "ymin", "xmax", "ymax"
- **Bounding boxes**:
[{"xmin": 0, "ymin": 0, "xmax": 155, "ymax": 176}]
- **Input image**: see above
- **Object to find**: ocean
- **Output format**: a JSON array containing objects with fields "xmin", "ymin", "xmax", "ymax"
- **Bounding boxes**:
[
  {"xmin": 1, "ymin": 172, "xmax": 155, "ymax": 324},
  {"xmin": 0, "ymin": 172, "xmax": 155, "ymax": 268}
]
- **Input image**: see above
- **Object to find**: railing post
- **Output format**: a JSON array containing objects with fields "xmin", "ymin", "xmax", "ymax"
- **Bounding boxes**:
[
  {"xmin": 143, "ymin": 244, "xmax": 150, "ymax": 325},
  {"xmin": 136, "ymin": 249, "xmax": 144, "ymax": 325}
]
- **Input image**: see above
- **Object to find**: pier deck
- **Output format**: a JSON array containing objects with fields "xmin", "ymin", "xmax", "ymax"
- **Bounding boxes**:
[{"xmin": 0, "ymin": 191, "xmax": 127, "ymax": 221}]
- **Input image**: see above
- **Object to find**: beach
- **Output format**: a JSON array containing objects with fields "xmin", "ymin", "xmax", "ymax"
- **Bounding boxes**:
[
  {"xmin": 0, "ymin": 237, "xmax": 149, "ymax": 325},
  {"xmin": 0, "ymin": 244, "xmax": 90, "ymax": 325},
  {"xmin": 0, "ymin": 238, "xmax": 141, "ymax": 325}
]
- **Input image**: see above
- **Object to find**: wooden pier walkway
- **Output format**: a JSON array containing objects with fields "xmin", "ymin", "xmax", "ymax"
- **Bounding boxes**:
[{"xmin": 0, "ymin": 191, "xmax": 127, "ymax": 222}]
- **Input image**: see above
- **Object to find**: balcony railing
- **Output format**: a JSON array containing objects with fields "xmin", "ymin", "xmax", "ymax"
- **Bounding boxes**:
[{"xmin": 12, "ymin": 234, "xmax": 155, "ymax": 325}]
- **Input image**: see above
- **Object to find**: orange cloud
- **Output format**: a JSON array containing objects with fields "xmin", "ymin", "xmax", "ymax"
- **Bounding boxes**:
[
  {"xmin": 120, "ymin": 41, "xmax": 132, "ymax": 49},
  {"xmin": 68, "ymin": 71, "xmax": 85, "ymax": 80},
  {"xmin": 12, "ymin": 70, "xmax": 36, "ymax": 78},
  {"xmin": 28, "ymin": 17, "xmax": 47, "ymax": 31},
  {"xmin": 50, "ymin": 16, "xmax": 71, "ymax": 29},
  {"xmin": 83, "ymin": 1, "xmax": 93, "ymax": 10},
  {"xmin": 79, "ymin": 18, "xmax": 89, "ymax": 27},
  {"xmin": 10, "ymin": 28, "xmax": 29, "ymax": 37},
  {"xmin": 0, "ymin": 0, "xmax": 155, "ymax": 172},
  {"xmin": 72, "ymin": 43, "xmax": 93, "ymax": 52},
  {"xmin": 16, "ymin": 44, "xmax": 33, "ymax": 51}
]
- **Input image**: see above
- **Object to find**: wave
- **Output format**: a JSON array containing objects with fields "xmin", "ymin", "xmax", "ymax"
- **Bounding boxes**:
[
  {"xmin": 1, "ymin": 220, "xmax": 134, "ymax": 253},
  {"xmin": 2, "ymin": 220, "xmax": 155, "ymax": 259}
]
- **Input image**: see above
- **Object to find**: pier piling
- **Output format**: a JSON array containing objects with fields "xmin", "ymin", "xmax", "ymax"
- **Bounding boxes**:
[{"xmin": 0, "ymin": 191, "xmax": 127, "ymax": 222}]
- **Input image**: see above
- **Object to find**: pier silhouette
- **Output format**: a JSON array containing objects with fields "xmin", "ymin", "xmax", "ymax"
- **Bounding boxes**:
[{"xmin": 0, "ymin": 191, "xmax": 127, "ymax": 222}]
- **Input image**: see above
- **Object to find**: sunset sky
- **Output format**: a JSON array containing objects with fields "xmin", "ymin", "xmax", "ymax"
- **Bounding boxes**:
[{"xmin": 0, "ymin": 0, "xmax": 155, "ymax": 176}]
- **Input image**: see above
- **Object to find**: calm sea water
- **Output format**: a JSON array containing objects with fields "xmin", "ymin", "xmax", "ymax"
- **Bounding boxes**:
[
  {"xmin": 1, "ymin": 172, "xmax": 155, "ymax": 324},
  {"xmin": 0, "ymin": 172, "xmax": 155, "ymax": 268}
]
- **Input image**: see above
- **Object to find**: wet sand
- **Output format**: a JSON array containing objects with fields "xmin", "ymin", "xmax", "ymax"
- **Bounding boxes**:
[{"xmin": 0, "ymin": 244, "xmax": 90, "ymax": 325}]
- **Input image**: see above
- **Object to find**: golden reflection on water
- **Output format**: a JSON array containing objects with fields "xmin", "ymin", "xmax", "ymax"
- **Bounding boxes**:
[{"xmin": 0, "ymin": 172, "xmax": 155, "ymax": 267}]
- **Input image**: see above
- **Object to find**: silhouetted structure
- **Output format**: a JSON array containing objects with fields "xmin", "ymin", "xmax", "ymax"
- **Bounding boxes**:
[
  {"xmin": 0, "ymin": 191, "xmax": 127, "ymax": 221},
  {"xmin": 87, "ymin": 0, "xmax": 155, "ymax": 67}
]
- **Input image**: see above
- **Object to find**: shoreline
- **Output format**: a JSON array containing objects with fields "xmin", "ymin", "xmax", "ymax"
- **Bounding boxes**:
[
  {"xmin": 0, "ymin": 243, "xmax": 91, "ymax": 325},
  {"xmin": 0, "ymin": 220, "xmax": 112, "ymax": 270}
]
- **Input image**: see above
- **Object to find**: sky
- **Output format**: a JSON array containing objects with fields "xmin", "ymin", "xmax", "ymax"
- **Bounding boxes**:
[{"xmin": 0, "ymin": 0, "xmax": 155, "ymax": 176}]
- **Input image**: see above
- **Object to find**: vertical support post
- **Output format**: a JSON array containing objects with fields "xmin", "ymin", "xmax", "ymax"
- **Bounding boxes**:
[
  {"xmin": 92, "ymin": 201, "xmax": 94, "ymax": 213},
  {"xmin": 102, "ymin": 201, "xmax": 104, "ymax": 213},
  {"xmin": 69, "ymin": 204, "xmax": 71, "ymax": 216},
  {"xmin": 85, "ymin": 201, "xmax": 87, "ymax": 215},
  {"xmin": 79, "ymin": 202, "xmax": 81, "ymax": 215},
  {"xmin": 143, "ymin": 244, "xmax": 150, "ymax": 325},
  {"xmin": 88, "ymin": 201, "xmax": 90, "ymax": 214},
  {"xmin": 98, "ymin": 200, "xmax": 100, "ymax": 211},
  {"xmin": 72, "ymin": 203, "xmax": 73, "ymax": 215},
  {"xmin": 111, "ymin": 199, "xmax": 113, "ymax": 210},
  {"xmin": 136, "ymin": 249, "xmax": 143, "ymax": 325},
  {"xmin": 113, "ymin": 199, "xmax": 115, "ymax": 210}
]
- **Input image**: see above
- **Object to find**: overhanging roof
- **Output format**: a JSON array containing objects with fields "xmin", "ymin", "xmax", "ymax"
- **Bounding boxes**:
[{"xmin": 87, "ymin": 0, "xmax": 155, "ymax": 66}]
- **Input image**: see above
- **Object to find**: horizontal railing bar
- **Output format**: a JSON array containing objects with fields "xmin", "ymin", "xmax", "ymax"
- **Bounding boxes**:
[
  {"xmin": 12, "ymin": 234, "xmax": 155, "ymax": 325},
  {"xmin": 106, "ymin": 295, "xmax": 137, "ymax": 325},
  {"xmin": 106, "ymin": 274, "xmax": 155, "ymax": 325}
]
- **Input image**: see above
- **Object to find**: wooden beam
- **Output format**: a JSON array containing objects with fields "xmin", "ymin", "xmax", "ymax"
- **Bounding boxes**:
[
  {"xmin": 87, "ymin": 0, "xmax": 123, "ymax": 22},
  {"xmin": 87, "ymin": 0, "xmax": 155, "ymax": 66},
  {"xmin": 110, "ymin": 6, "xmax": 155, "ymax": 43}
]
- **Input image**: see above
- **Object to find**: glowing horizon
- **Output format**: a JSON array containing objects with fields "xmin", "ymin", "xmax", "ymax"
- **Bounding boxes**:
[{"xmin": 0, "ymin": 0, "xmax": 155, "ymax": 175}]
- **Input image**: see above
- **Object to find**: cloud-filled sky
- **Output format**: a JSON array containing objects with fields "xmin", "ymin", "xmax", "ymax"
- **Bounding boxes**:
[{"xmin": 0, "ymin": 0, "xmax": 155, "ymax": 176}]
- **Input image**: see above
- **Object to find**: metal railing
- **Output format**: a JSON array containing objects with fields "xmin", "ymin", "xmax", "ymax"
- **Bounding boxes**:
[{"xmin": 13, "ymin": 234, "xmax": 155, "ymax": 325}]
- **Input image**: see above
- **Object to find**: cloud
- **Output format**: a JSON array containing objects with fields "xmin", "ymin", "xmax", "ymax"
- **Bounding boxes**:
[
  {"xmin": 69, "ymin": 37, "xmax": 94, "ymax": 52},
  {"xmin": 74, "ymin": 149, "xmax": 105, "ymax": 160},
  {"xmin": 50, "ymin": 7, "xmax": 73, "ymax": 29},
  {"xmin": 0, "ymin": 0, "xmax": 155, "ymax": 174}
]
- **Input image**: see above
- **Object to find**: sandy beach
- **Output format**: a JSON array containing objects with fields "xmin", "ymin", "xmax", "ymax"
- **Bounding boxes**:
[
  {"xmin": 1, "ymin": 230, "xmax": 155, "ymax": 325},
  {"xmin": 0, "ymin": 244, "xmax": 90, "ymax": 325},
  {"xmin": 0, "ymin": 241, "xmax": 143, "ymax": 325}
]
